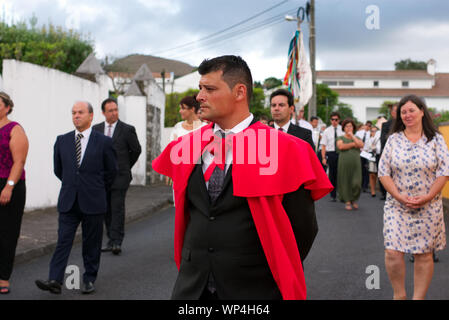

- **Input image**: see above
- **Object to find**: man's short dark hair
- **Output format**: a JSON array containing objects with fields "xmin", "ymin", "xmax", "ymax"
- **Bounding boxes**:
[
  {"xmin": 198, "ymin": 55, "xmax": 253, "ymax": 104},
  {"xmin": 270, "ymin": 89, "xmax": 294, "ymax": 108},
  {"xmin": 330, "ymin": 112, "xmax": 340, "ymax": 119},
  {"xmin": 311, "ymin": 116, "xmax": 319, "ymax": 121},
  {"xmin": 101, "ymin": 98, "xmax": 118, "ymax": 112}
]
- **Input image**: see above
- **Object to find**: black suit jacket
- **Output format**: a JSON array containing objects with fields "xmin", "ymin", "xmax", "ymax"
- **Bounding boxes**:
[
  {"xmin": 54, "ymin": 129, "xmax": 118, "ymax": 214},
  {"xmin": 271, "ymin": 123, "xmax": 315, "ymax": 150},
  {"xmin": 380, "ymin": 119, "xmax": 394, "ymax": 153},
  {"xmin": 287, "ymin": 123, "xmax": 315, "ymax": 150},
  {"xmin": 93, "ymin": 120, "xmax": 141, "ymax": 189}
]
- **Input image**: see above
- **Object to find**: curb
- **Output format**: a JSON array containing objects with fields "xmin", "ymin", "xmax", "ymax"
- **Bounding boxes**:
[{"xmin": 14, "ymin": 197, "xmax": 173, "ymax": 266}]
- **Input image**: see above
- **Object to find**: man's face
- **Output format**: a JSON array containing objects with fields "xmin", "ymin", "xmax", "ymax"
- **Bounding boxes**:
[
  {"xmin": 330, "ymin": 116, "xmax": 340, "ymax": 127},
  {"xmin": 270, "ymin": 95, "xmax": 293, "ymax": 126},
  {"xmin": 72, "ymin": 102, "xmax": 93, "ymax": 131},
  {"xmin": 196, "ymin": 70, "xmax": 236, "ymax": 123},
  {"xmin": 391, "ymin": 105, "xmax": 398, "ymax": 120},
  {"xmin": 311, "ymin": 119, "xmax": 318, "ymax": 128},
  {"xmin": 103, "ymin": 101, "xmax": 119, "ymax": 124}
]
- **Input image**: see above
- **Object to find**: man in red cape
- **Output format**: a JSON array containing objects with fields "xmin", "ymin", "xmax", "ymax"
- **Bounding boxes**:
[{"xmin": 152, "ymin": 55, "xmax": 333, "ymax": 300}]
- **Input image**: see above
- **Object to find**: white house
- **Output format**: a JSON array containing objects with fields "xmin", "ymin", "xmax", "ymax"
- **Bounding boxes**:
[{"xmin": 317, "ymin": 60, "xmax": 449, "ymax": 122}]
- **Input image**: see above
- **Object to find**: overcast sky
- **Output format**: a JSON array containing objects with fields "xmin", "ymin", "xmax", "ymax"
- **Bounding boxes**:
[{"xmin": 1, "ymin": 0, "xmax": 448, "ymax": 82}]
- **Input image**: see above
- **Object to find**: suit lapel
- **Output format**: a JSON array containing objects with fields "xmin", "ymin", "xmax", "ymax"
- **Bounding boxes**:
[
  {"xmin": 112, "ymin": 120, "xmax": 123, "ymax": 141},
  {"xmin": 80, "ymin": 130, "xmax": 97, "ymax": 168}
]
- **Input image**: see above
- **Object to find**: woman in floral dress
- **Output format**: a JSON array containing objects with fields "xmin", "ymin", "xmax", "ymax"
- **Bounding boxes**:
[{"xmin": 379, "ymin": 94, "xmax": 449, "ymax": 300}]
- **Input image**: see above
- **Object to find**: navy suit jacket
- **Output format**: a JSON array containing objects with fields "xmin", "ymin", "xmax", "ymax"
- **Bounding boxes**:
[{"xmin": 54, "ymin": 129, "xmax": 118, "ymax": 214}]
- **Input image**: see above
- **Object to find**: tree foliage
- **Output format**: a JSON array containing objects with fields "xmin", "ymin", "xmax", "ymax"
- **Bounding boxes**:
[
  {"xmin": 0, "ymin": 18, "xmax": 93, "ymax": 74},
  {"xmin": 263, "ymin": 77, "xmax": 283, "ymax": 90},
  {"xmin": 394, "ymin": 58, "xmax": 427, "ymax": 70}
]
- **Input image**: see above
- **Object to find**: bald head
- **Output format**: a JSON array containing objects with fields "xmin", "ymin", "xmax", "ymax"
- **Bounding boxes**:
[{"xmin": 72, "ymin": 101, "xmax": 93, "ymax": 132}]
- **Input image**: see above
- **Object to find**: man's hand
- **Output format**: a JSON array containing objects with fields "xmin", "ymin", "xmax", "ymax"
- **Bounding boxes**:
[{"xmin": 0, "ymin": 186, "xmax": 13, "ymax": 205}]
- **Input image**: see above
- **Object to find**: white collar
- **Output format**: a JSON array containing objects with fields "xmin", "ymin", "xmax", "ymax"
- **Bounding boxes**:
[
  {"xmin": 75, "ymin": 126, "xmax": 92, "ymax": 139},
  {"xmin": 213, "ymin": 113, "xmax": 254, "ymax": 136},
  {"xmin": 274, "ymin": 121, "xmax": 290, "ymax": 132}
]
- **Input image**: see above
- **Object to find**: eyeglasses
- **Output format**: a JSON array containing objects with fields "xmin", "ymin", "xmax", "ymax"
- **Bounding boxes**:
[{"xmin": 331, "ymin": 118, "xmax": 339, "ymax": 121}]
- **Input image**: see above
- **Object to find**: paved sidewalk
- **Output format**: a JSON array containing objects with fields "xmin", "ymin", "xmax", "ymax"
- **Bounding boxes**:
[{"xmin": 14, "ymin": 184, "xmax": 173, "ymax": 265}]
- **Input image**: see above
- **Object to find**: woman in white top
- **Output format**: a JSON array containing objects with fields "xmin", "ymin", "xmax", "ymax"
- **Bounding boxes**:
[
  {"xmin": 170, "ymin": 95, "xmax": 205, "ymax": 141},
  {"xmin": 367, "ymin": 126, "xmax": 381, "ymax": 197},
  {"xmin": 167, "ymin": 95, "xmax": 205, "ymax": 186}
]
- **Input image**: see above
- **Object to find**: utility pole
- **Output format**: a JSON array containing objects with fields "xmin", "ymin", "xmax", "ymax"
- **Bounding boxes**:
[{"xmin": 308, "ymin": 0, "xmax": 317, "ymax": 120}]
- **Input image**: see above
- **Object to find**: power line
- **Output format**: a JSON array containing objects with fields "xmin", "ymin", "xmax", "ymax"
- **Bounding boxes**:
[
  {"xmin": 148, "ymin": 0, "xmax": 290, "ymax": 56},
  {"xmin": 165, "ymin": 9, "xmax": 296, "ymax": 60}
]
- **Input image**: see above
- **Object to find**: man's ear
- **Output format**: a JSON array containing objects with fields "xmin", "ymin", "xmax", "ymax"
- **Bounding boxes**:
[{"xmin": 234, "ymin": 83, "xmax": 247, "ymax": 102}]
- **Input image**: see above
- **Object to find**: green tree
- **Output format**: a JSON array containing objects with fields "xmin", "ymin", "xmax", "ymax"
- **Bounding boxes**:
[
  {"xmin": 394, "ymin": 58, "xmax": 427, "ymax": 70},
  {"xmin": 336, "ymin": 103, "xmax": 358, "ymax": 124},
  {"xmin": 0, "ymin": 18, "xmax": 93, "ymax": 74},
  {"xmin": 250, "ymin": 87, "xmax": 270, "ymax": 120},
  {"xmin": 263, "ymin": 77, "xmax": 283, "ymax": 89}
]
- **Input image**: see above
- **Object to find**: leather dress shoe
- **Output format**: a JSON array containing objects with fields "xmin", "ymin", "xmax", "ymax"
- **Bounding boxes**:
[
  {"xmin": 35, "ymin": 279, "xmax": 62, "ymax": 294},
  {"xmin": 112, "ymin": 244, "xmax": 122, "ymax": 255},
  {"xmin": 101, "ymin": 245, "xmax": 113, "ymax": 252},
  {"xmin": 81, "ymin": 281, "xmax": 95, "ymax": 294}
]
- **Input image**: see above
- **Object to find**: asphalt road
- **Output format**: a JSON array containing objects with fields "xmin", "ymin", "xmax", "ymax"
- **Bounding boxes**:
[{"xmin": 3, "ymin": 192, "xmax": 449, "ymax": 300}]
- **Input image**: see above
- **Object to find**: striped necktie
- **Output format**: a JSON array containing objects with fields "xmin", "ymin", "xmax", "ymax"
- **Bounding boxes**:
[{"xmin": 75, "ymin": 133, "xmax": 83, "ymax": 167}]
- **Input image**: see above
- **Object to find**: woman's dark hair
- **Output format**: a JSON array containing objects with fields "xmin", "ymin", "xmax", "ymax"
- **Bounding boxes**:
[
  {"xmin": 180, "ymin": 95, "xmax": 200, "ymax": 113},
  {"xmin": 341, "ymin": 118, "xmax": 356, "ymax": 134},
  {"xmin": 0, "ymin": 91, "xmax": 14, "ymax": 114},
  {"xmin": 392, "ymin": 94, "xmax": 438, "ymax": 142}
]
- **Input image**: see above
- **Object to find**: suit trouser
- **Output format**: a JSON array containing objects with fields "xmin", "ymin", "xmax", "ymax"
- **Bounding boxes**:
[
  {"xmin": 105, "ymin": 188, "xmax": 128, "ymax": 246},
  {"xmin": 49, "ymin": 200, "xmax": 104, "ymax": 284},
  {"xmin": 361, "ymin": 157, "xmax": 369, "ymax": 190},
  {"xmin": 326, "ymin": 151, "xmax": 339, "ymax": 199}
]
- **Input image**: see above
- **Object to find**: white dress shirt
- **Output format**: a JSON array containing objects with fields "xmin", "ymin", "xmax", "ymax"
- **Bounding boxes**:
[
  {"xmin": 320, "ymin": 125, "xmax": 343, "ymax": 152},
  {"xmin": 202, "ymin": 114, "xmax": 254, "ymax": 188},
  {"xmin": 75, "ymin": 126, "xmax": 92, "ymax": 165},
  {"xmin": 104, "ymin": 121, "xmax": 118, "ymax": 138},
  {"xmin": 273, "ymin": 121, "xmax": 291, "ymax": 132},
  {"xmin": 298, "ymin": 119, "xmax": 313, "ymax": 131}
]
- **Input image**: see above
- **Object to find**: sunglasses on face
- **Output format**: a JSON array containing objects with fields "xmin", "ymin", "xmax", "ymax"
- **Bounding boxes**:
[{"xmin": 331, "ymin": 118, "xmax": 339, "ymax": 121}]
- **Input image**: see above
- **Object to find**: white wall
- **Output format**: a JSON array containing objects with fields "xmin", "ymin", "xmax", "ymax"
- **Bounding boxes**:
[
  {"xmin": 172, "ymin": 71, "xmax": 200, "ymax": 93},
  {"xmin": 2, "ymin": 59, "xmax": 149, "ymax": 210},
  {"xmin": 118, "ymin": 95, "xmax": 147, "ymax": 185}
]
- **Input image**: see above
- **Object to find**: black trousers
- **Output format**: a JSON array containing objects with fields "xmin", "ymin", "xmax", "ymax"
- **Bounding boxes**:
[
  {"xmin": 361, "ymin": 157, "xmax": 369, "ymax": 190},
  {"xmin": 0, "ymin": 179, "xmax": 26, "ymax": 281},
  {"xmin": 326, "ymin": 151, "xmax": 339, "ymax": 199},
  {"xmin": 105, "ymin": 188, "xmax": 128, "ymax": 246},
  {"xmin": 49, "ymin": 199, "xmax": 104, "ymax": 284}
]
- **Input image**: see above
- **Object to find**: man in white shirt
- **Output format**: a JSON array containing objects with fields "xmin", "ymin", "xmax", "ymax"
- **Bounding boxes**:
[{"xmin": 320, "ymin": 112, "xmax": 344, "ymax": 201}]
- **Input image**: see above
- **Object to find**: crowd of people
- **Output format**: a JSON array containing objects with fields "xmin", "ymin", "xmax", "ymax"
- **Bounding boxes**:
[{"xmin": 0, "ymin": 54, "xmax": 447, "ymax": 301}]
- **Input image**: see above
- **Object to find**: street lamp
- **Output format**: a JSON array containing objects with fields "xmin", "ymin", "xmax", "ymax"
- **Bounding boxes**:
[{"xmin": 285, "ymin": 1, "xmax": 316, "ymax": 120}]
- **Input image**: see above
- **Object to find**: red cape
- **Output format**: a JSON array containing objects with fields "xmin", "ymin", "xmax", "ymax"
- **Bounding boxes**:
[{"xmin": 152, "ymin": 122, "xmax": 333, "ymax": 299}]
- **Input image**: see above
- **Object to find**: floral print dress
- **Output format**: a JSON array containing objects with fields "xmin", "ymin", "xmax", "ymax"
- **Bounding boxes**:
[{"xmin": 378, "ymin": 132, "xmax": 449, "ymax": 253}]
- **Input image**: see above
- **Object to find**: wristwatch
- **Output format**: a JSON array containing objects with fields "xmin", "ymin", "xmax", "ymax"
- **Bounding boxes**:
[{"xmin": 7, "ymin": 180, "xmax": 15, "ymax": 186}]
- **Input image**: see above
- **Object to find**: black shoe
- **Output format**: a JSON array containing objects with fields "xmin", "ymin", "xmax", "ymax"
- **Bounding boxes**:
[
  {"xmin": 112, "ymin": 244, "xmax": 122, "ymax": 255},
  {"xmin": 380, "ymin": 195, "xmax": 386, "ymax": 200},
  {"xmin": 81, "ymin": 282, "xmax": 95, "ymax": 294},
  {"xmin": 101, "ymin": 245, "xmax": 113, "ymax": 252},
  {"xmin": 330, "ymin": 198, "xmax": 337, "ymax": 202},
  {"xmin": 35, "ymin": 279, "xmax": 62, "ymax": 294}
]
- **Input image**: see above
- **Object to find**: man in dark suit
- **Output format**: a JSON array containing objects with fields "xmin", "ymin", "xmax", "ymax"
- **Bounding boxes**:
[
  {"xmin": 269, "ymin": 88, "xmax": 315, "ymax": 150},
  {"xmin": 152, "ymin": 55, "xmax": 332, "ymax": 300},
  {"xmin": 35, "ymin": 101, "xmax": 117, "ymax": 295},
  {"xmin": 93, "ymin": 98, "xmax": 141, "ymax": 255},
  {"xmin": 379, "ymin": 103, "xmax": 397, "ymax": 200}
]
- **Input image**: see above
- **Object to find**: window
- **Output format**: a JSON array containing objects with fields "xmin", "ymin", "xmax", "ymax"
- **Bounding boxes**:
[
  {"xmin": 322, "ymin": 81, "xmax": 337, "ymax": 86},
  {"xmin": 338, "ymin": 81, "xmax": 354, "ymax": 86},
  {"xmin": 402, "ymin": 81, "xmax": 409, "ymax": 87},
  {"xmin": 373, "ymin": 81, "xmax": 379, "ymax": 87}
]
